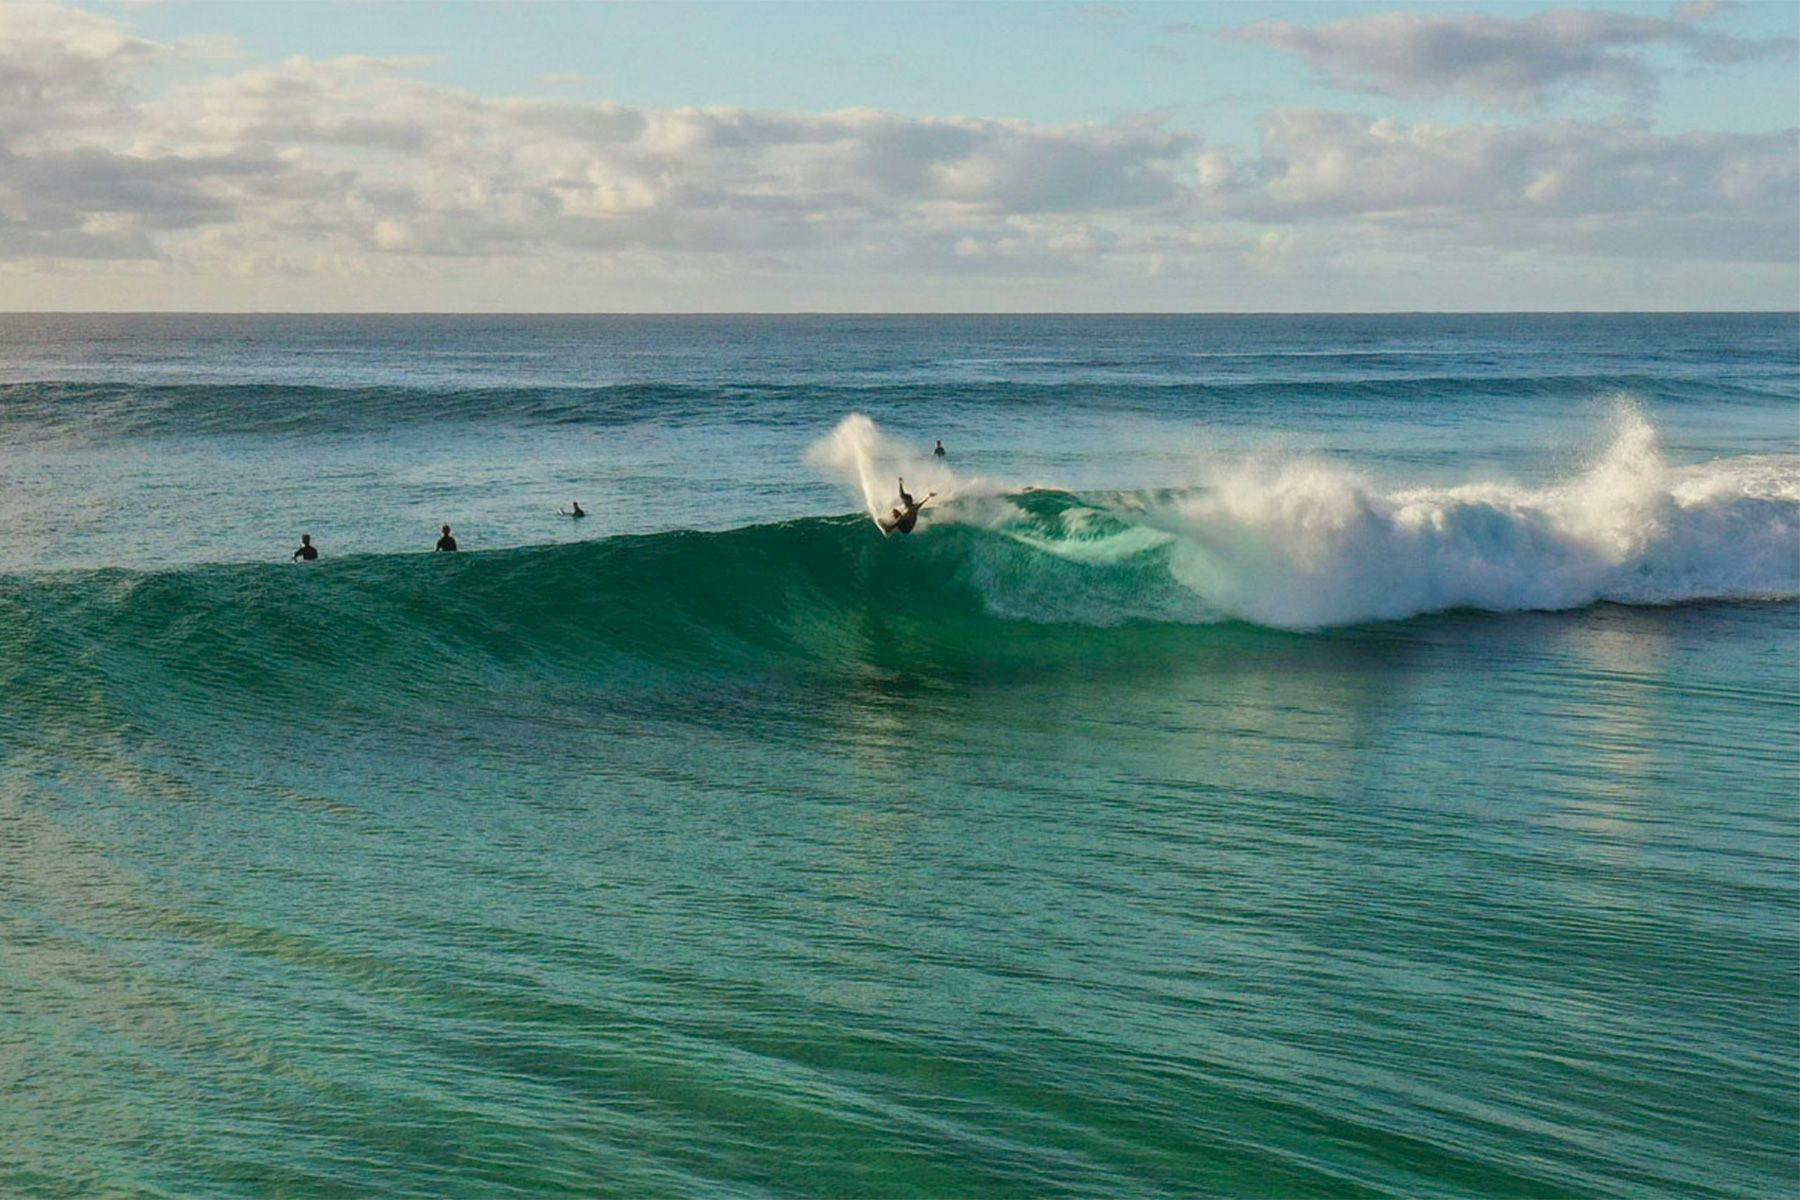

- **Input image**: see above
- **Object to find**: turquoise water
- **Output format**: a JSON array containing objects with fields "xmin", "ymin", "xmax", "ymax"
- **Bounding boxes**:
[{"xmin": 2, "ymin": 315, "xmax": 1796, "ymax": 1197}]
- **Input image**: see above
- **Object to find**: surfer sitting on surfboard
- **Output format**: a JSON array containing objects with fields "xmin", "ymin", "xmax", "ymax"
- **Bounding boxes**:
[{"xmin": 878, "ymin": 478, "xmax": 934, "ymax": 534}]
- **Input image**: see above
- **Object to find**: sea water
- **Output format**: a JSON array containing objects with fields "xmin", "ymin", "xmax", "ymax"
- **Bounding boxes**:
[{"xmin": 1, "ymin": 314, "xmax": 1795, "ymax": 1197}]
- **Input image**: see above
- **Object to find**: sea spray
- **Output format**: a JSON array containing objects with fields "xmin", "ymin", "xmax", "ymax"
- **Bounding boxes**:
[
  {"xmin": 806, "ymin": 413, "xmax": 964, "ymax": 526},
  {"xmin": 806, "ymin": 413, "xmax": 889, "ymax": 521}
]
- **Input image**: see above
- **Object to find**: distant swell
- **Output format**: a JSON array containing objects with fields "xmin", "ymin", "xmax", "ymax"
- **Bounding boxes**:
[{"xmin": 5, "ymin": 373, "xmax": 1792, "ymax": 441}]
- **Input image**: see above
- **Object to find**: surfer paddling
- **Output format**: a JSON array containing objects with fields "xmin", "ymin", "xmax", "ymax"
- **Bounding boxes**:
[
  {"xmin": 560, "ymin": 501, "xmax": 587, "ymax": 518},
  {"xmin": 878, "ymin": 478, "xmax": 934, "ymax": 535}
]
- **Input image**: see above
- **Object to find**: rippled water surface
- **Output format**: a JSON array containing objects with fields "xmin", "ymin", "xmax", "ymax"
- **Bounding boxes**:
[{"xmin": 1, "ymin": 314, "xmax": 1796, "ymax": 1198}]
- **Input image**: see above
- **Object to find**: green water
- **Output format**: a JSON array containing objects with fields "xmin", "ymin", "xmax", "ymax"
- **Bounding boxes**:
[{"xmin": 4, "ymin": 546, "xmax": 1795, "ymax": 1195}]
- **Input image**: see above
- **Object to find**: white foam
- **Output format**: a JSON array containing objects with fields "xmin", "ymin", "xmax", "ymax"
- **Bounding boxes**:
[{"xmin": 1130, "ymin": 407, "xmax": 1799, "ymax": 627}]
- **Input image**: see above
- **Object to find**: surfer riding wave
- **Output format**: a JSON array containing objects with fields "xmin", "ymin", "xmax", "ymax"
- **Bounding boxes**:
[
  {"xmin": 805, "ymin": 415, "xmax": 957, "ymax": 536},
  {"xmin": 878, "ymin": 478, "xmax": 934, "ymax": 534}
]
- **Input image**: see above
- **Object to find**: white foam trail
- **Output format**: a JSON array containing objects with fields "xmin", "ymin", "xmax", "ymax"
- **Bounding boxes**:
[{"xmin": 806, "ymin": 413, "xmax": 966, "ymax": 524}]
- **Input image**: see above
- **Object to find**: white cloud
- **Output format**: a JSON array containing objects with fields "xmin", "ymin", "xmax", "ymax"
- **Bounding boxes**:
[
  {"xmin": 1198, "ymin": 109, "xmax": 1797, "ymax": 261},
  {"xmin": 0, "ymin": 2, "xmax": 155, "ymax": 138},
  {"xmin": 0, "ymin": 6, "xmax": 1200, "ymax": 269},
  {"xmin": 1229, "ymin": 8, "xmax": 1797, "ymax": 111}
]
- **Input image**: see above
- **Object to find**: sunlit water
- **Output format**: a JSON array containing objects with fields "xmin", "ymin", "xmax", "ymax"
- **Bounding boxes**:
[{"xmin": 2, "ymin": 314, "xmax": 1795, "ymax": 1197}]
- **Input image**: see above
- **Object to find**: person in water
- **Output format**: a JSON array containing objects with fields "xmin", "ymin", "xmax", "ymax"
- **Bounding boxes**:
[
  {"xmin": 435, "ymin": 524, "xmax": 459, "ymax": 552},
  {"xmin": 560, "ymin": 501, "xmax": 586, "ymax": 518},
  {"xmin": 880, "ymin": 477, "xmax": 935, "ymax": 534},
  {"xmin": 291, "ymin": 533, "xmax": 318, "ymax": 562},
  {"xmin": 933, "ymin": 439, "xmax": 946, "ymax": 458}
]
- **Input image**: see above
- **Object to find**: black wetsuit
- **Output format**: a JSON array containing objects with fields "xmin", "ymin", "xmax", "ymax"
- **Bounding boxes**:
[
  {"xmin": 436, "ymin": 534, "xmax": 459, "ymax": 552},
  {"xmin": 292, "ymin": 544, "xmax": 318, "ymax": 561},
  {"xmin": 934, "ymin": 444, "xmax": 946, "ymax": 458},
  {"xmin": 889, "ymin": 490, "xmax": 921, "ymax": 534}
]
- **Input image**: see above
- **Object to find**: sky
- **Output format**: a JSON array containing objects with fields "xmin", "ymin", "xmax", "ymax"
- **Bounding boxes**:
[{"xmin": 4, "ymin": 0, "xmax": 1798, "ymax": 311}]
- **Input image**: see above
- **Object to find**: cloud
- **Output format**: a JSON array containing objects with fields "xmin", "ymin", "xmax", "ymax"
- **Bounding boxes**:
[
  {"xmin": 1197, "ymin": 109, "xmax": 1798, "ymax": 260},
  {"xmin": 1670, "ymin": 0, "xmax": 1740, "ymax": 22},
  {"xmin": 0, "ymin": 1, "xmax": 159, "ymax": 138},
  {"xmin": 1229, "ymin": 7, "xmax": 1796, "ymax": 111},
  {"xmin": 0, "ymin": 1, "xmax": 1794, "ymax": 307},
  {"xmin": 2, "ymin": 7, "xmax": 1201, "ymax": 267}
]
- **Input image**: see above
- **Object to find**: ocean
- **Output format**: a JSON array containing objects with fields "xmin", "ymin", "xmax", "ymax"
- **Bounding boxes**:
[{"xmin": 1, "ymin": 313, "xmax": 1795, "ymax": 1198}]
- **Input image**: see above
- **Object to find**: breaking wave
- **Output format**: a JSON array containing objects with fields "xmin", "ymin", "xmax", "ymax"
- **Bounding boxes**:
[{"xmin": 3, "ymin": 406, "xmax": 1793, "ymax": 731}]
